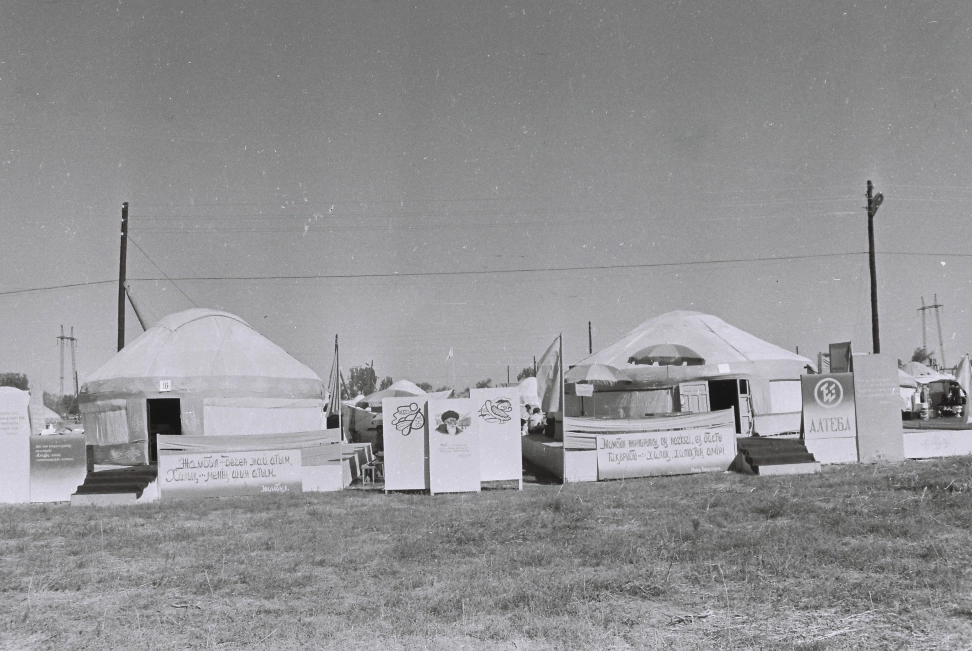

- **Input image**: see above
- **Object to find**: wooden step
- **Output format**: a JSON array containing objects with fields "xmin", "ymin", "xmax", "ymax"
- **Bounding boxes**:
[
  {"xmin": 72, "ymin": 466, "xmax": 158, "ymax": 501},
  {"xmin": 734, "ymin": 437, "xmax": 821, "ymax": 476}
]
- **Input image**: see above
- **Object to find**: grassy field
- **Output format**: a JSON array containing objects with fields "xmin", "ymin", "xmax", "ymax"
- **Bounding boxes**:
[{"xmin": 2, "ymin": 457, "xmax": 972, "ymax": 650}]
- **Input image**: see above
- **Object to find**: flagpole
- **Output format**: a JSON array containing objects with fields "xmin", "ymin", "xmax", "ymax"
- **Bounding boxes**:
[
  {"xmin": 335, "ymin": 334, "xmax": 342, "ymax": 441},
  {"xmin": 451, "ymin": 355, "xmax": 457, "ymax": 395},
  {"xmin": 559, "ymin": 333, "xmax": 566, "ymax": 484}
]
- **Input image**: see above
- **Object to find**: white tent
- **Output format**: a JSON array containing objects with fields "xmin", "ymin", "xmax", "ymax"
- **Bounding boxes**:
[
  {"xmin": 360, "ymin": 379, "xmax": 426, "ymax": 409},
  {"xmin": 900, "ymin": 361, "xmax": 953, "ymax": 384},
  {"xmin": 564, "ymin": 311, "xmax": 812, "ymax": 435},
  {"xmin": 79, "ymin": 308, "xmax": 325, "ymax": 465}
]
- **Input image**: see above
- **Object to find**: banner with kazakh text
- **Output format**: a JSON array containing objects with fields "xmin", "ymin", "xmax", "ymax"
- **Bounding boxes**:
[
  {"xmin": 158, "ymin": 448, "xmax": 302, "ymax": 499},
  {"xmin": 595, "ymin": 409, "xmax": 736, "ymax": 479}
]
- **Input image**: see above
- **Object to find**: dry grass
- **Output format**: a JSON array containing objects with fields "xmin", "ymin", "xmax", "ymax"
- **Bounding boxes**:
[{"xmin": 3, "ymin": 456, "xmax": 972, "ymax": 650}]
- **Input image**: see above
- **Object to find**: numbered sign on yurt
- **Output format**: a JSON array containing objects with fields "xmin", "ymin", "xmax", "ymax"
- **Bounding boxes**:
[{"xmin": 427, "ymin": 398, "xmax": 480, "ymax": 494}]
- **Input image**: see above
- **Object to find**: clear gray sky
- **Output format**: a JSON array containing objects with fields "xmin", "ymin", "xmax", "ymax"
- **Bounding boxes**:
[{"xmin": 2, "ymin": 1, "xmax": 972, "ymax": 394}]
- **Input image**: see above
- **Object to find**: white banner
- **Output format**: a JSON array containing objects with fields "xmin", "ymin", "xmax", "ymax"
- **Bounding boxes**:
[
  {"xmin": 471, "ymin": 387, "xmax": 522, "ymax": 483},
  {"xmin": 0, "ymin": 388, "xmax": 31, "ymax": 504},
  {"xmin": 596, "ymin": 424, "xmax": 736, "ymax": 479},
  {"xmin": 159, "ymin": 448, "xmax": 302, "ymax": 499},
  {"xmin": 383, "ymin": 396, "xmax": 429, "ymax": 491}
]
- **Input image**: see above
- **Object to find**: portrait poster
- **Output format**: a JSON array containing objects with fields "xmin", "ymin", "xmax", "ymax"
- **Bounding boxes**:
[
  {"xmin": 426, "ymin": 398, "xmax": 480, "ymax": 494},
  {"xmin": 382, "ymin": 396, "xmax": 429, "ymax": 491},
  {"xmin": 470, "ymin": 387, "xmax": 522, "ymax": 484}
]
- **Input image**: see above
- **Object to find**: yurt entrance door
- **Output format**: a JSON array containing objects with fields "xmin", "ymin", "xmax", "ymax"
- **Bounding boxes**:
[
  {"xmin": 147, "ymin": 398, "xmax": 182, "ymax": 464},
  {"xmin": 708, "ymin": 379, "xmax": 753, "ymax": 436}
]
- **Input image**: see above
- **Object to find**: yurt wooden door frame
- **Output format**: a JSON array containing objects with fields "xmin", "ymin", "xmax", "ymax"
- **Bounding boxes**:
[
  {"xmin": 708, "ymin": 378, "xmax": 753, "ymax": 436},
  {"xmin": 147, "ymin": 398, "xmax": 182, "ymax": 464}
]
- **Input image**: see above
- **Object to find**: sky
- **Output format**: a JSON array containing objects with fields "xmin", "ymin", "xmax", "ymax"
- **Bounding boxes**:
[{"xmin": 2, "ymin": 1, "xmax": 972, "ymax": 396}]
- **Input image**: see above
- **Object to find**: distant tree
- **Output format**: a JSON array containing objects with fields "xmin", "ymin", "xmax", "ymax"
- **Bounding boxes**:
[
  {"xmin": 379, "ymin": 376, "xmax": 394, "ymax": 391},
  {"xmin": 516, "ymin": 366, "xmax": 536, "ymax": 381},
  {"xmin": 43, "ymin": 392, "xmax": 79, "ymax": 416},
  {"xmin": 912, "ymin": 347, "xmax": 935, "ymax": 366},
  {"xmin": 416, "ymin": 381, "xmax": 434, "ymax": 392},
  {"xmin": 434, "ymin": 386, "xmax": 451, "ymax": 393},
  {"xmin": 475, "ymin": 378, "xmax": 493, "ymax": 389},
  {"xmin": 0, "ymin": 372, "xmax": 29, "ymax": 391},
  {"xmin": 347, "ymin": 365, "xmax": 378, "ymax": 398}
]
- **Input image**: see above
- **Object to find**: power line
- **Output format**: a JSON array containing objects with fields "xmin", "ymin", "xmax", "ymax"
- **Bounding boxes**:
[
  {"xmin": 0, "ymin": 280, "xmax": 115, "ymax": 296},
  {"xmin": 128, "ymin": 236, "xmax": 199, "ymax": 307},
  {"xmin": 8, "ymin": 249, "xmax": 972, "ymax": 298}
]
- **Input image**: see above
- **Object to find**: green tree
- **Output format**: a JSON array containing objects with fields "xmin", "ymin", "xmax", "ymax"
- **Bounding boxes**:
[
  {"xmin": 347, "ymin": 365, "xmax": 378, "ymax": 398},
  {"xmin": 379, "ymin": 376, "xmax": 394, "ymax": 391},
  {"xmin": 912, "ymin": 347, "xmax": 935, "ymax": 366},
  {"xmin": 416, "ymin": 381, "xmax": 434, "ymax": 392},
  {"xmin": 0, "ymin": 372, "xmax": 29, "ymax": 391},
  {"xmin": 516, "ymin": 366, "xmax": 536, "ymax": 381},
  {"xmin": 43, "ymin": 392, "xmax": 79, "ymax": 416},
  {"xmin": 475, "ymin": 378, "xmax": 493, "ymax": 389}
]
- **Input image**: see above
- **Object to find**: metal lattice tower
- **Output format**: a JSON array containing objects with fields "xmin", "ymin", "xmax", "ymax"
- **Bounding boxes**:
[
  {"xmin": 918, "ymin": 295, "xmax": 945, "ymax": 369},
  {"xmin": 56, "ymin": 326, "xmax": 78, "ymax": 397}
]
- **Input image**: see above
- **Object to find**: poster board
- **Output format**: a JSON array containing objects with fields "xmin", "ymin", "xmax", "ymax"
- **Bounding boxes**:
[
  {"xmin": 427, "ymin": 398, "xmax": 480, "ymax": 494},
  {"xmin": 801, "ymin": 373, "xmax": 858, "ymax": 464},
  {"xmin": 30, "ymin": 435, "xmax": 87, "ymax": 502},
  {"xmin": 594, "ymin": 409, "xmax": 736, "ymax": 480},
  {"xmin": 470, "ymin": 387, "xmax": 522, "ymax": 485},
  {"xmin": 0, "ymin": 387, "xmax": 31, "ymax": 504},
  {"xmin": 383, "ymin": 396, "xmax": 429, "ymax": 491},
  {"xmin": 852, "ymin": 354, "xmax": 904, "ymax": 463},
  {"xmin": 158, "ymin": 448, "xmax": 302, "ymax": 499},
  {"xmin": 829, "ymin": 342, "xmax": 853, "ymax": 373}
]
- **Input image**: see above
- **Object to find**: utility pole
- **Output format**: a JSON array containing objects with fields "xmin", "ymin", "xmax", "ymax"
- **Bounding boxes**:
[
  {"xmin": 866, "ymin": 181, "xmax": 884, "ymax": 354},
  {"xmin": 588, "ymin": 321, "xmax": 593, "ymax": 355},
  {"xmin": 117, "ymin": 202, "xmax": 129, "ymax": 352}
]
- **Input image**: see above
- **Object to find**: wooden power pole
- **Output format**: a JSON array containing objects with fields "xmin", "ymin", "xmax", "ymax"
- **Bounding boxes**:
[
  {"xmin": 117, "ymin": 202, "xmax": 129, "ymax": 352},
  {"xmin": 866, "ymin": 181, "xmax": 884, "ymax": 354}
]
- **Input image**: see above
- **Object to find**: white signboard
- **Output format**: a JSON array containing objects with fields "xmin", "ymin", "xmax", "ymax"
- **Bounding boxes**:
[
  {"xmin": 383, "ymin": 396, "xmax": 429, "ymax": 491},
  {"xmin": 427, "ymin": 398, "xmax": 480, "ymax": 494},
  {"xmin": 574, "ymin": 383, "xmax": 594, "ymax": 397},
  {"xmin": 471, "ymin": 387, "xmax": 522, "ymax": 484},
  {"xmin": 0, "ymin": 387, "xmax": 32, "ymax": 504},
  {"xmin": 158, "ymin": 448, "xmax": 302, "ymax": 499},
  {"xmin": 596, "ymin": 423, "xmax": 736, "ymax": 480}
]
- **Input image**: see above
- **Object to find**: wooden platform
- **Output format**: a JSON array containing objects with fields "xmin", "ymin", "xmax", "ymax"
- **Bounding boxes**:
[{"xmin": 904, "ymin": 417, "xmax": 972, "ymax": 431}]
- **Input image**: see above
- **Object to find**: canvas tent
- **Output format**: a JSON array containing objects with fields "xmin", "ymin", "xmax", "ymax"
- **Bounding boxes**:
[
  {"xmin": 360, "ymin": 379, "xmax": 426, "ymax": 410},
  {"xmin": 79, "ymin": 308, "xmax": 326, "ymax": 465},
  {"xmin": 563, "ymin": 311, "xmax": 812, "ymax": 436},
  {"xmin": 900, "ymin": 361, "xmax": 953, "ymax": 384}
]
